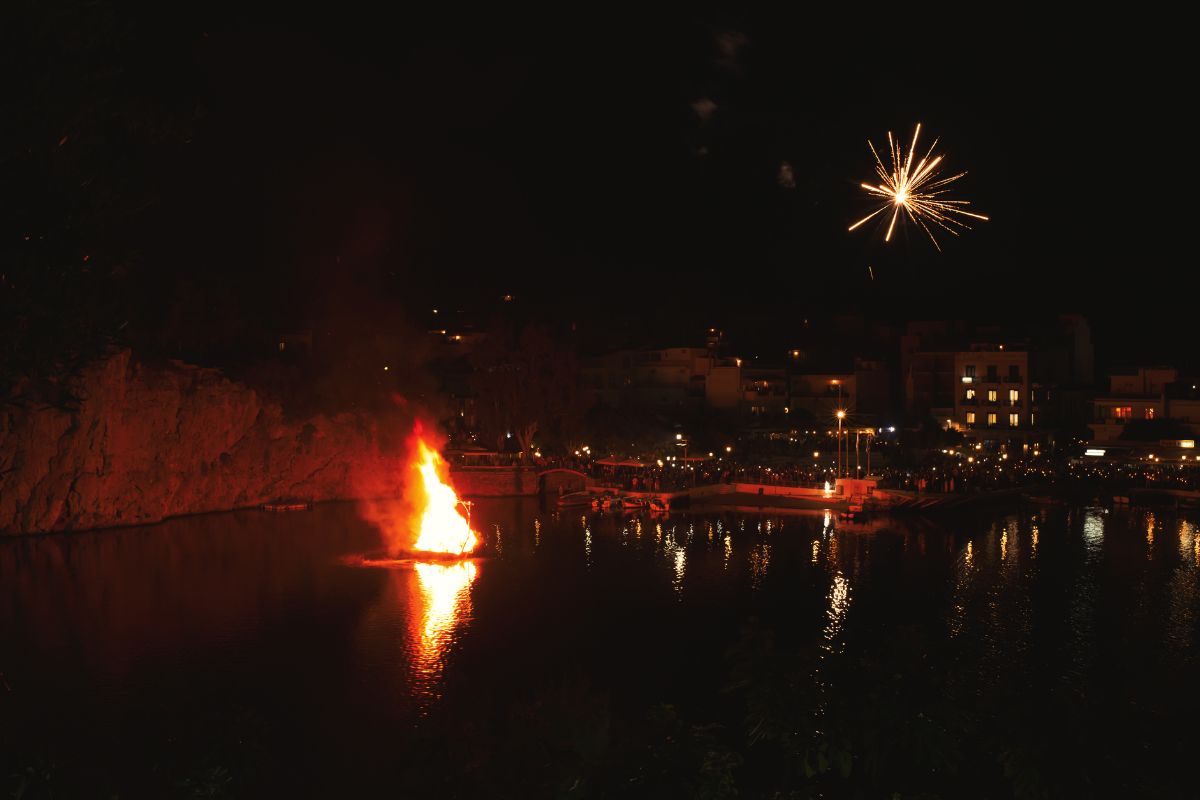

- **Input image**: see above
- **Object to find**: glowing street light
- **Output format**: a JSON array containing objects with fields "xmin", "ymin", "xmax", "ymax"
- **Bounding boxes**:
[{"xmin": 836, "ymin": 409, "xmax": 846, "ymax": 479}]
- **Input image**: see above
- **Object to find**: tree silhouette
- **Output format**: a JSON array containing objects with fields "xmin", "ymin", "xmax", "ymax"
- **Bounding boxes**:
[{"xmin": 469, "ymin": 321, "xmax": 582, "ymax": 454}]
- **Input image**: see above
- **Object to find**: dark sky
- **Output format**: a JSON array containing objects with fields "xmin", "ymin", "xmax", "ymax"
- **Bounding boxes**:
[{"xmin": 122, "ymin": 11, "xmax": 1190, "ymax": 364}]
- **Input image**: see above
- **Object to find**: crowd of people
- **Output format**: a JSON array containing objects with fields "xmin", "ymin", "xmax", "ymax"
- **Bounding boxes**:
[{"xmin": 449, "ymin": 447, "xmax": 1200, "ymax": 497}]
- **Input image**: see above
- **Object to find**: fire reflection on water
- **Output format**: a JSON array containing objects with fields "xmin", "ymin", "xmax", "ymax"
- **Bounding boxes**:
[
  {"xmin": 414, "ymin": 561, "xmax": 476, "ymax": 654},
  {"xmin": 357, "ymin": 559, "xmax": 479, "ymax": 708},
  {"xmin": 410, "ymin": 560, "xmax": 477, "ymax": 701}
]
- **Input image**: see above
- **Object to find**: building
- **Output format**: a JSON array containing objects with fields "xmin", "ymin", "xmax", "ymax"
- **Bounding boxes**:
[
  {"xmin": 705, "ymin": 359, "xmax": 742, "ymax": 409},
  {"xmin": 1089, "ymin": 367, "xmax": 1178, "ymax": 442},
  {"xmin": 580, "ymin": 350, "xmax": 635, "ymax": 406},
  {"xmin": 631, "ymin": 347, "xmax": 713, "ymax": 406},
  {"xmin": 953, "ymin": 346, "xmax": 1032, "ymax": 442},
  {"xmin": 741, "ymin": 365, "xmax": 789, "ymax": 418},
  {"xmin": 852, "ymin": 358, "xmax": 891, "ymax": 419},
  {"xmin": 900, "ymin": 321, "xmax": 964, "ymax": 419},
  {"xmin": 581, "ymin": 346, "xmax": 742, "ymax": 409},
  {"xmin": 789, "ymin": 372, "xmax": 854, "ymax": 424},
  {"xmin": 1081, "ymin": 368, "xmax": 1200, "ymax": 462}
]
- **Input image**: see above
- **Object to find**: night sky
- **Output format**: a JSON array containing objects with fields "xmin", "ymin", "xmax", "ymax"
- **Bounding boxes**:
[{"xmin": 11, "ymin": 7, "xmax": 1192, "ymax": 368}]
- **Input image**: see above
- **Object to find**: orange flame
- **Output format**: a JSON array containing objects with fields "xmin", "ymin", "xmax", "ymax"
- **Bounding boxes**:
[{"xmin": 411, "ymin": 435, "xmax": 479, "ymax": 556}]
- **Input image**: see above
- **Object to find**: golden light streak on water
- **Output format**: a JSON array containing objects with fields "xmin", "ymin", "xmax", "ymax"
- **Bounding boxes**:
[
  {"xmin": 1146, "ymin": 512, "xmax": 1157, "ymax": 560},
  {"xmin": 673, "ymin": 547, "xmax": 686, "ymax": 597},
  {"xmin": 749, "ymin": 543, "xmax": 771, "ymax": 588},
  {"xmin": 822, "ymin": 572, "xmax": 852, "ymax": 655}
]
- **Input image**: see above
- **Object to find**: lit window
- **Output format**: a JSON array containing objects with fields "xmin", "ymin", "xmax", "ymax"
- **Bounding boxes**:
[
  {"xmin": 966, "ymin": 388, "xmax": 976, "ymax": 400},
  {"xmin": 966, "ymin": 412, "xmax": 976, "ymax": 424},
  {"xmin": 1030, "ymin": 412, "xmax": 1036, "ymax": 426},
  {"xmin": 278, "ymin": 341, "xmax": 286, "ymax": 352},
  {"xmin": 987, "ymin": 413, "xmax": 997, "ymax": 426},
  {"xmin": 1009, "ymin": 413, "xmax": 1019, "ymax": 427},
  {"xmin": 1114, "ymin": 406, "xmax": 1132, "ymax": 419},
  {"xmin": 988, "ymin": 389, "xmax": 998, "ymax": 402},
  {"xmin": 1146, "ymin": 408, "xmax": 1155, "ymax": 419},
  {"xmin": 1009, "ymin": 389, "xmax": 1019, "ymax": 404}
]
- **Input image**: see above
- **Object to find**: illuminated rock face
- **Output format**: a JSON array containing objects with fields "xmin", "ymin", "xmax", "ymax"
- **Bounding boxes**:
[{"xmin": 0, "ymin": 350, "xmax": 408, "ymax": 534}]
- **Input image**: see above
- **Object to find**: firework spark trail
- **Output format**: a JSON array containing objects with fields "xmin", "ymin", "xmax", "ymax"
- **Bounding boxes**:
[{"xmin": 849, "ymin": 123, "xmax": 988, "ymax": 250}]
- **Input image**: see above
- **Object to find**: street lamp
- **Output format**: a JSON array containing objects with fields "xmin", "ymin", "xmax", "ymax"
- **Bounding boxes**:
[
  {"xmin": 674, "ymin": 434, "xmax": 692, "ymax": 486},
  {"xmin": 836, "ymin": 409, "xmax": 846, "ymax": 479}
]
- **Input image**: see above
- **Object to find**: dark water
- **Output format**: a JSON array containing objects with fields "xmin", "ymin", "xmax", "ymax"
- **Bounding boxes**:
[{"xmin": 3, "ymin": 501, "xmax": 1199, "ymax": 797}]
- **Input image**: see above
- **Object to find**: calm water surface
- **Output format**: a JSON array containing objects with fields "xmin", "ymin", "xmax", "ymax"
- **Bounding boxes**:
[{"xmin": 3, "ymin": 501, "xmax": 1199, "ymax": 795}]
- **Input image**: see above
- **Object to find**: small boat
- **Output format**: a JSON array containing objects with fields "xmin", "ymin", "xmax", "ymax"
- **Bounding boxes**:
[
  {"xmin": 600, "ymin": 494, "xmax": 621, "ymax": 510},
  {"xmin": 649, "ymin": 497, "xmax": 670, "ymax": 513},
  {"xmin": 1023, "ymin": 493, "xmax": 1065, "ymax": 506},
  {"xmin": 557, "ymin": 491, "xmax": 594, "ymax": 508},
  {"xmin": 262, "ymin": 501, "xmax": 311, "ymax": 512},
  {"xmin": 619, "ymin": 496, "xmax": 648, "ymax": 510}
]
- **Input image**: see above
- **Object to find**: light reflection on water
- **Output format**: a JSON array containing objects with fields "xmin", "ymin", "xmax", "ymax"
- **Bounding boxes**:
[
  {"xmin": 1167, "ymin": 519, "xmax": 1199, "ymax": 660},
  {"xmin": 748, "ymin": 542, "xmax": 771, "ymax": 589},
  {"xmin": 6, "ymin": 500, "xmax": 1200, "ymax": 785},
  {"xmin": 822, "ymin": 572, "xmax": 852, "ymax": 655},
  {"xmin": 1146, "ymin": 511, "xmax": 1157, "ymax": 561},
  {"xmin": 355, "ymin": 558, "xmax": 479, "ymax": 710},
  {"xmin": 1066, "ymin": 509, "xmax": 1106, "ymax": 681},
  {"xmin": 411, "ymin": 561, "xmax": 477, "ymax": 701},
  {"xmin": 673, "ymin": 547, "xmax": 687, "ymax": 597}
]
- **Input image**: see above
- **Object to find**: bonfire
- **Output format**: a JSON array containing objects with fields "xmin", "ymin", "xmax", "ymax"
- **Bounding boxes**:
[{"xmin": 410, "ymin": 433, "xmax": 479, "ymax": 557}]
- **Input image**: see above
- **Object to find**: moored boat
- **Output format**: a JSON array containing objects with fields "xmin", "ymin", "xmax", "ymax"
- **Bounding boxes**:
[{"xmin": 557, "ymin": 491, "xmax": 595, "ymax": 508}]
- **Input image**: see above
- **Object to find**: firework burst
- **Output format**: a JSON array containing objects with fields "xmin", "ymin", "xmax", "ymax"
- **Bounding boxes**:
[{"xmin": 848, "ymin": 123, "xmax": 988, "ymax": 250}]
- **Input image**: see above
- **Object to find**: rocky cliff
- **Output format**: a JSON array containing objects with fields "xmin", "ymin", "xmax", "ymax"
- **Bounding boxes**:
[{"xmin": 0, "ymin": 350, "xmax": 409, "ymax": 533}]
